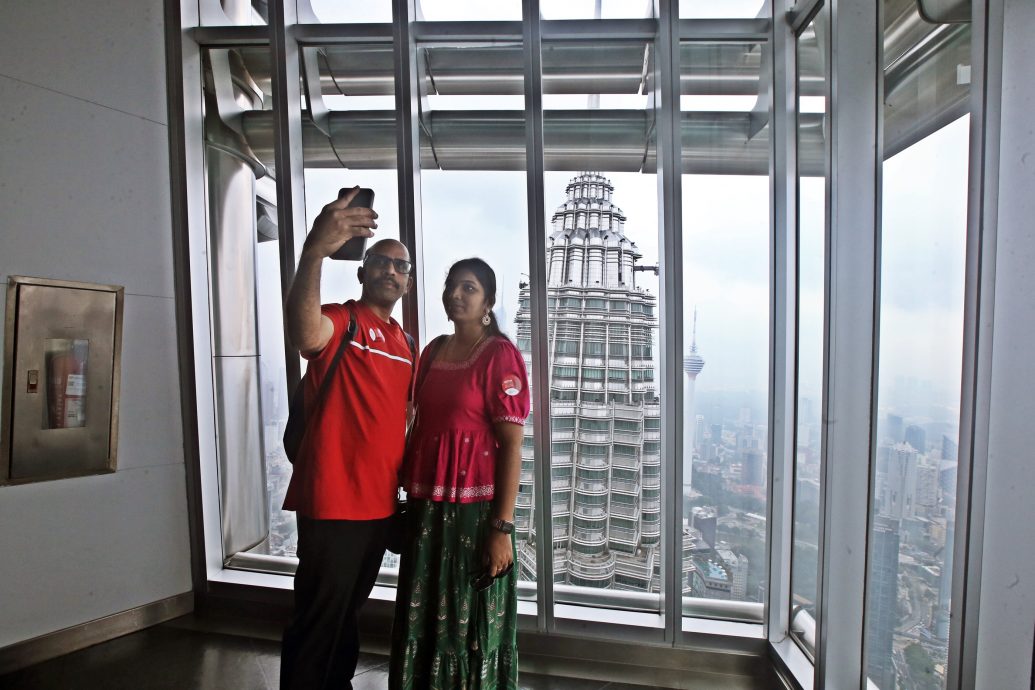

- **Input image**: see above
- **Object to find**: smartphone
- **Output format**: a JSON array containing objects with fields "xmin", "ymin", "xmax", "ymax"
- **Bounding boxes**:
[{"xmin": 330, "ymin": 187, "xmax": 375, "ymax": 261}]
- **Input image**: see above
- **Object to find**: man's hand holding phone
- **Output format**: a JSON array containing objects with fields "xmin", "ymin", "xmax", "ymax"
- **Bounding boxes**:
[{"xmin": 302, "ymin": 186, "xmax": 377, "ymax": 261}]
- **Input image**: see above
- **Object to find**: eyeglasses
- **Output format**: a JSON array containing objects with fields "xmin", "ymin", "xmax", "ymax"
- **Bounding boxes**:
[{"xmin": 363, "ymin": 252, "xmax": 412, "ymax": 274}]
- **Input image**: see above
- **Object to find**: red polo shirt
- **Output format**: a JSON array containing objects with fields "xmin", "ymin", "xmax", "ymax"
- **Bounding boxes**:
[{"xmin": 283, "ymin": 300, "xmax": 414, "ymax": 520}]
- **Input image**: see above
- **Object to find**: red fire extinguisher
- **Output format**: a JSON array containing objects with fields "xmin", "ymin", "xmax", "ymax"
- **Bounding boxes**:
[{"xmin": 46, "ymin": 340, "xmax": 88, "ymax": 428}]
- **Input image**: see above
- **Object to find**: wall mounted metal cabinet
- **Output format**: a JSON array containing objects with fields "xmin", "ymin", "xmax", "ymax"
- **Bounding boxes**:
[{"xmin": 1, "ymin": 276, "xmax": 124, "ymax": 484}]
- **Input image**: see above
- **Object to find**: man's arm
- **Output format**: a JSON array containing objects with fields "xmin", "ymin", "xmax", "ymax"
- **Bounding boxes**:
[
  {"xmin": 285, "ymin": 252, "xmax": 334, "ymax": 356},
  {"xmin": 284, "ymin": 188, "xmax": 378, "ymax": 355}
]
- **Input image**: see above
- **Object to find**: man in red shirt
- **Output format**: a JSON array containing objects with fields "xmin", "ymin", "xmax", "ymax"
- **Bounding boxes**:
[{"xmin": 280, "ymin": 188, "xmax": 415, "ymax": 690}]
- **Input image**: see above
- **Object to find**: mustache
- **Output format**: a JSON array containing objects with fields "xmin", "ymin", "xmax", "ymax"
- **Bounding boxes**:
[{"xmin": 374, "ymin": 277, "xmax": 400, "ymax": 288}]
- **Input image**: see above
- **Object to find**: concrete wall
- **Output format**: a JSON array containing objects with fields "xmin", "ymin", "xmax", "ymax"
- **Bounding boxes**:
[{"xmin": 0, "ymin": 0, "xmax": 192, "ymax": 648}]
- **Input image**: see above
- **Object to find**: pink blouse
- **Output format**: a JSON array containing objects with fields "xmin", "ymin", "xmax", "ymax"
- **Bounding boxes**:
[{"xmin": 402, "ymin": 335, "xmax": 530, "ymax": 503}]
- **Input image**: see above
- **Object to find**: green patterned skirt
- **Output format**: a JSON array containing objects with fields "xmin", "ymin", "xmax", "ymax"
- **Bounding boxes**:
[{"xmin": 388, "ymin": 499, "xmax": 518, "ymax": 690}]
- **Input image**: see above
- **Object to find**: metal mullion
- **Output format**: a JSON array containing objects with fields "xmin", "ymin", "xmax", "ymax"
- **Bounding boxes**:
[
  {"xmin": 269, "ymin": 0, "xmax": 306, "ymax": 391},
  {"xmin": 523, "ymin": 0, "xmax": 553, "ymax": 634},
  {"xmin": 813, "ymin": 0, "xmax": 881, "ymax": 686},
  {"xmin": 392, "ymin": 0, "xmax": 424, "ymax": 340},
  {"xmin": 293, "ymin": 23, "xmax": 394, "ymax": 44},
  {"xmin": 192, "ymin": 26, "xmax": 271, "ymax": 46},
  {"xmin": 167, "ymin": 0, "xmax": 210, "ymax": 592},
  {"xmin": 766, "ymin": 0, "xmax": 797, "ymax": 657},
  {"xmin": 414, "ymin": 20, "xmax": 523, "ymax": 43},
  {"xmin": 788, "ymin": 0, "xmax": 823, "ymax": 35},
  {"xmin": 677, "ymin": 18, "xmax": 771, "ymax": 43},
  {"xmin": 655, "ymin": 0, "xmax": 684, "ymax": 646},
  {"xmin": 947, "ymin": 0, "xmax": 998, "ymax": 687},
  {"xmin": 541, "ymin": 18, "xmax": 658, "ymax": 42}
]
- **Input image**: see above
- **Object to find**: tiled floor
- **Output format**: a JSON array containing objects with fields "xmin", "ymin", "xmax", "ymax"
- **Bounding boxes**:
[{"xmin": 0, "ymin": 620, "xmax": 684, "ymax": 689}]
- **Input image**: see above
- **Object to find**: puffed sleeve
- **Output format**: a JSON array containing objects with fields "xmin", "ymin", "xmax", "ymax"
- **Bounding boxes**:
[{"xmin": 485, "ymin": 338, "xmax": 531, "ymax": 425}]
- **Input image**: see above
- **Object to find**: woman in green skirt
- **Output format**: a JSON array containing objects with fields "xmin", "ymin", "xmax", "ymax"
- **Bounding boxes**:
[{"xmin": 389, "ymin": 258, "xmax": 529, "ymax": 690}]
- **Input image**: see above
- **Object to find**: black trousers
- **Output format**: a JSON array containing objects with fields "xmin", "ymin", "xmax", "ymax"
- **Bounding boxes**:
[{"xmin": 280, "ymin": 516, "xmax": 391, "ymax": 690}]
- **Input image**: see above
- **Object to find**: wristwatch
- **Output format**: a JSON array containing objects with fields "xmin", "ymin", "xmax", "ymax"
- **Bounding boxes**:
[{"xmin": 490, "ymin": 518, "xmax": 515, "ymax": 535}]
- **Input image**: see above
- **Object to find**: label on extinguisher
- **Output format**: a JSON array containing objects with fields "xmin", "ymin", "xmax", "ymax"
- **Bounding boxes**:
[
  {"xmin": 65, "ymin": 398, "xmax": 86, "ymax": 427},
  {"xmin": 65, "ymin": 374, "xmax": 85, "ymax": 396}
]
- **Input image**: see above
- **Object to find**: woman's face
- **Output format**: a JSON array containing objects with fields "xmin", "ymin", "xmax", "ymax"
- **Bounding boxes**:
[{"xmin": 443, "ymin": 268, "xmax": 490, "ymax": 325}]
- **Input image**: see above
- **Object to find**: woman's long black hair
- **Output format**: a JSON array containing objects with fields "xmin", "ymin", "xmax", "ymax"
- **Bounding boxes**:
[{"xmin": 443, "ymin": 257, "xmax": 507, "ymax": 340}]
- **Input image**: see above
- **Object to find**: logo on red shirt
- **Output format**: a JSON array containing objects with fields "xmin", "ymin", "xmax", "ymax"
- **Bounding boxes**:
[{"xmin": 501, "ymin": 375, "xmax": 522, "ymax": 396}]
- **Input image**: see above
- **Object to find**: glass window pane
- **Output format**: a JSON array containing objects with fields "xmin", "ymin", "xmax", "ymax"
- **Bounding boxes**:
[
  {"xmin": 678, "ymin": 0, "xmax": 770, "ymax": 19},
  {"xmin": 864, "ymin": 5, "xmax": 971, "ymax": 686},
  {"xmin": 201, "ymin": 0, "xmax": 268, "ymax": 26},
  {"xmin": 294, "ymin": 41, "xmax": 401, "ymax": 570},
  {"xmin": 865, "ymin": 102, "xmax": 970, "ymax": 690},
  {"xmin": 790, "ymin": 12, "xmax": 827, "ymax": 657},
  {"xmin": 200, "ymin": 46, "xmax": 288, "ymax": 561},
  {"xmin": 680, "ymin": 40, "xmax": 770, "ymax": 621},
  {"xmin": 309, "ymin": 0, "xmax": 392, "ymax": 23},
  {"xmin": 415, "ymin": 40, "xmax": 533, "ymax": 597},
  {"xmin": 418, "ymin": 0, "xmax": 521, "ymax": 21},
  {"xmin": 239, "ymin": 40, "xmax": 402, "ymax": 568},
  {"xmin": 541, "ymin": 0, "xmax": 655, "ymax": 20},
  {"xmin": 540, "ymin": 169, "xmax": 664, "ymax": 600},
  {"xmin": 528, "ymin": 29, "xmax": 662, "ymax": 611}
]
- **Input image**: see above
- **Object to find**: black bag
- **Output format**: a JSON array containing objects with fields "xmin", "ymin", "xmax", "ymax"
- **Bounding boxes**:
[
  {"xmin": 386, "ymin": 335, "xmax": 443, "ymax": 554},
  {"xmin": 386, "ymin": 499, "xmax": 407, "ymax": 555},
  {"xmin": 282, "ymin": 311, "xmax": 358, "ymax": 464}
]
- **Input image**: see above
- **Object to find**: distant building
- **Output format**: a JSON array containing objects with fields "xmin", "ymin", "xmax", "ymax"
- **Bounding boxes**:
[
  {"xmin": 879, "ymin": 443, "xmax": 920, "ymax": 520},
  {"xmin": 710, "ymin": 423, "xmax": 723, "ymax": 447},
  {"xmin": 905, "ymin": 424, "xmax": 927, "ymax": 454},
  {"xmin": 742, "ymin": 448, "xmax": 766, "ymax": 488},
  {"xmin": 886, "ymin": 413, "xmax": 905, "ymax": 444},
  {"xmin": 683, "ymin": 312, "xmax": 705, "ymax": 498},
  {"xmin": 692, "ymin": 506, "xmax": 718, "ymax": 550},
  {"xmin": 935, "ymin": 519, "xmax": 955, "ymax": 640},
  {"xmin": 717, "ymin": 549, "xmax": 749, "ymax": 600},
  {"xmin": 915, "ymin": 460, "xmax": 939, "ymax": 514},
  {"xmin": 692, "ymin": 555, "xmax": 732, "ymax": 599},
  {"xmin": 867, "ymin": 516, "xmax": 901, "ymax": 690},
  {"xmin": 939, "ymin": 461, "xmax": 958, "ymax": 499},
  {"xmin": 514, "ymin": 172, "xmax": 664, "ymax": 592}
]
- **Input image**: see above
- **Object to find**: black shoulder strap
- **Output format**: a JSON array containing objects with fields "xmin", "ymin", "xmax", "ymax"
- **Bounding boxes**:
[
  {"xmin": 403, "ymin": 331, "xmax": 417, "ymax": 392},
  {"xmin": 312, "ymin": 309, "xmax": 357, "ymax": 408}
]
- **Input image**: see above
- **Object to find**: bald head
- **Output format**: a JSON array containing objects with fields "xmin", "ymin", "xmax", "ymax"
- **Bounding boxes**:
[
  {"xmin": 358, "ymin": 238, "xmax": 413, "ymax": 314},
  {"xmin": 367, "ymin": 238, "xmax": 409, "ymax": 261}
]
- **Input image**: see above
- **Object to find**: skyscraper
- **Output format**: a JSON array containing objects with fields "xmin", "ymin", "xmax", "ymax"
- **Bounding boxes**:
[
  {"xmin": 513, "ymin": 172, "xmax": 669, "ymax": 592},
  {"xmin": 935, "ymin": 519, "xmax": 955, "ymax": 640},
  {"xmin": 683, "ymin": 311, "xmax": 705, "ymax": 497},
  {"xmin": 867, "ymin": 515, "xmax": 901, "ymax": 690},
  {"xmin": 879, "ymin": 442, "xmax": 920, "ymax": 520},
  {"xmin": 886, "ymin": 413, "xmax": 905, "ymax": 443},
  {"xmin": 905, "ymin": 424, "xmax": 927, "ymax": 454}
]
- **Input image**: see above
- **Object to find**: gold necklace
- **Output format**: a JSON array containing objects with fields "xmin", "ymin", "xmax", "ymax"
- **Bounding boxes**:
[{"xmin": 451, "ymin": 330, "xmax": 488, "ymax": 361}]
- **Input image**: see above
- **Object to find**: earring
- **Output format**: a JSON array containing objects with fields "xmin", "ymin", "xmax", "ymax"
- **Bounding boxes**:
[{"xmin": 482, "ymin": 313, "xmax": 491, "ymax": 327}]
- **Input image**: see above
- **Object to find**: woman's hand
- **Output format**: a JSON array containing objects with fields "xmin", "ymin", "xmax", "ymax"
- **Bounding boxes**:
[{"xmin": 482, "ymin": 529, "xmax": 514, "ymax": 577}]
